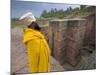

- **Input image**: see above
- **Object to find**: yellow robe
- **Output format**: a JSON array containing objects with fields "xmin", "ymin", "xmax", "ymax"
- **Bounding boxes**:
[{"xmin": 23, "ymin": 28, "xmax": 51, "ymax": 73}]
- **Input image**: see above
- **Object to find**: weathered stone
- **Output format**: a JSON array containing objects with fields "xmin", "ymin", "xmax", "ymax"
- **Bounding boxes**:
[
  {"xmin": 83, "ymin": 14, "xmax": 96, "ymax": 46},
  {"xmin": 49, "ymin": 20, "xmax": 67, "ymax": 64},
  {"xmin": 66, "ymin": 19, "xmax": 86, "ymax": 66},
  {"xmin": 49, "ymin": 19, "xmax": 86, "ymax": 66}
]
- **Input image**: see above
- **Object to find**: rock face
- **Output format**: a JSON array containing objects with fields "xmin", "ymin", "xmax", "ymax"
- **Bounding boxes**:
[
  {"xmin": 48, "ymin": 14, "xmax": 96, "ymax": 67},
  {"xmin": 49, "ymin": 19, "xmax": 86, "ymax": 66},
  {"xmin": 66, "ymin": 19, "xmax": 86, "ymax": 66},
  {"xmin": 62, "ymin": 50, "xmax": 96, "ymax": 71},
  {"xmin": 49, "ymin": 20, "xmax": 67, "ymax": 64},
  {"xmin": 11, "ymin": 27, "xmax": 64, "ymax": 74},
  {"xmin": 83, "ymin": 14, "xmax": 96, "ymax": 47}
]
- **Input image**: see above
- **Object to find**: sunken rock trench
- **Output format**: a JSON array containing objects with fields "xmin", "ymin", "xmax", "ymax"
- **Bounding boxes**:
[{"xmin": 48, "ymin": 14, "xmax": 96, "ymax": 70}]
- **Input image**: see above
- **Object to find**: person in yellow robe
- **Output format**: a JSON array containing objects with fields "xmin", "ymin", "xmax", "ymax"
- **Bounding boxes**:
[{"xmin": 19, "ymin": 12, "xmax": 51, "ymax": 73}]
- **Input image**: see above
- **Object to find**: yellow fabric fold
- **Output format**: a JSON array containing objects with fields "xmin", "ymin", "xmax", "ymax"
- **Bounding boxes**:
[{"xmin": 23, "ymin": 28, "xmax": 51, "ymax": 73}]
